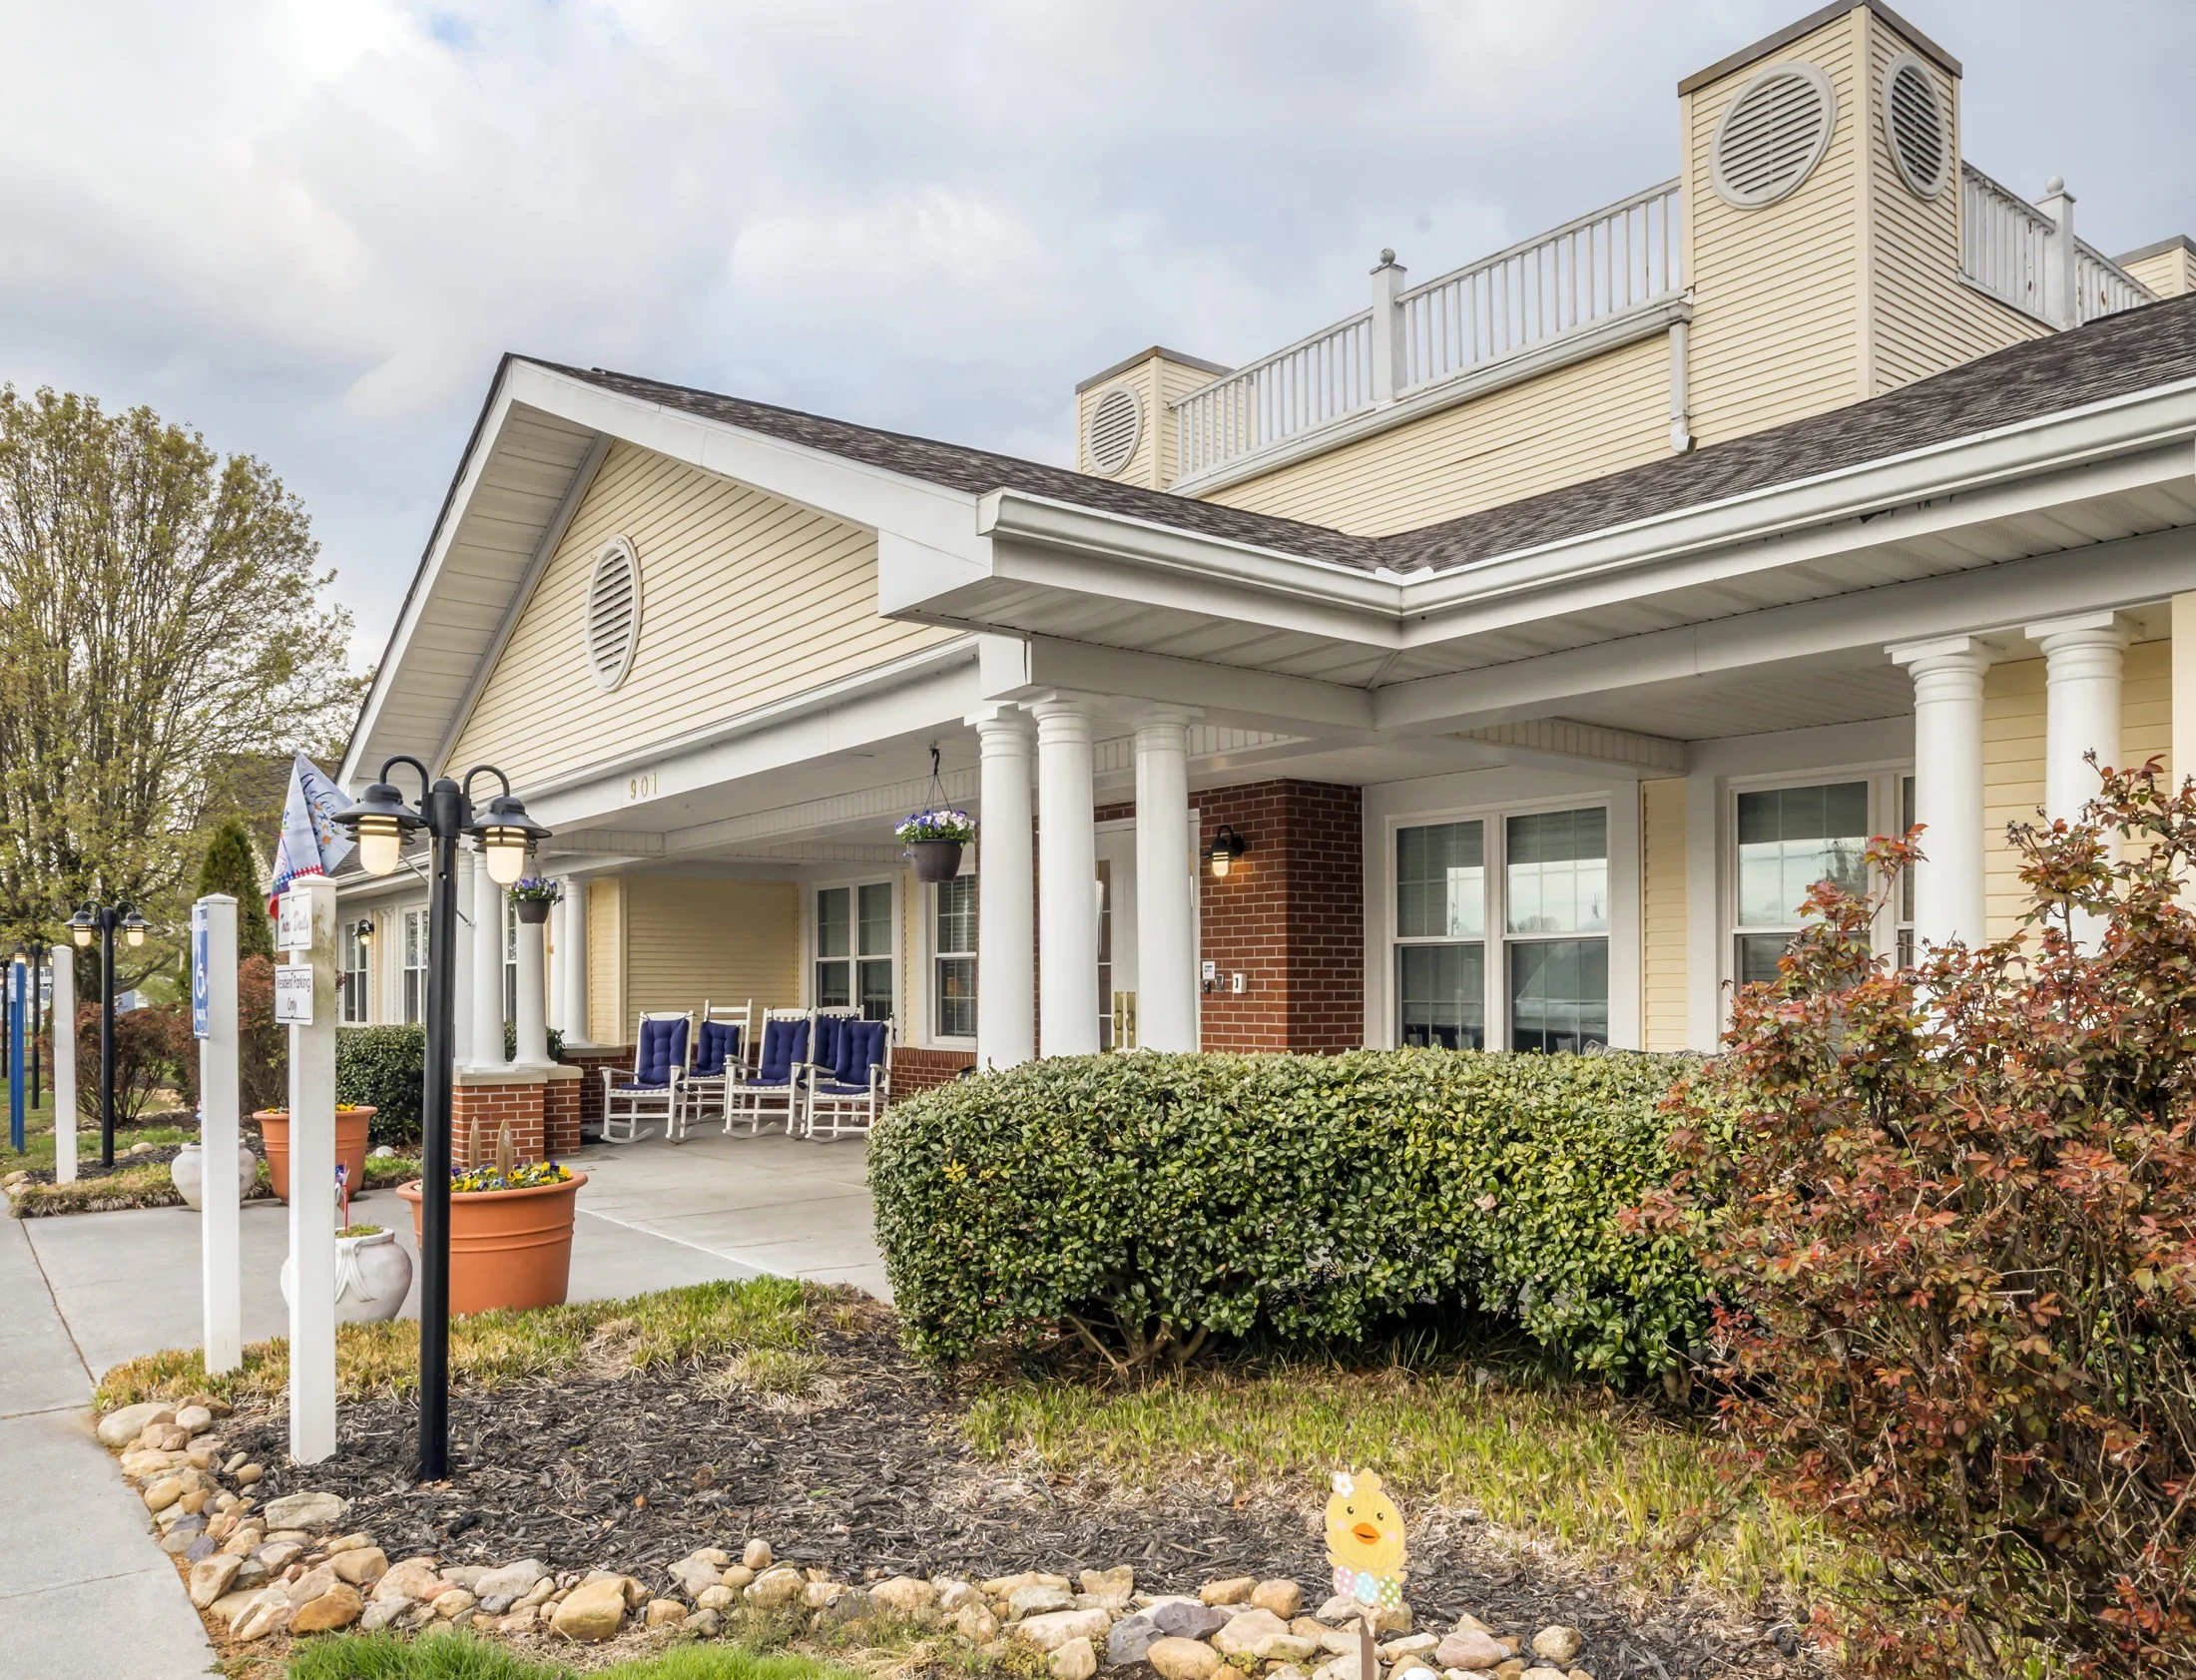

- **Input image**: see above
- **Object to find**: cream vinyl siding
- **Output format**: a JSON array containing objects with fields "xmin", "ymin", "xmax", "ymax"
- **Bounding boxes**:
[
  {"xmin": 1639, "ymin": 779, "xmax": 1689, "ymax": 1052},
  {"xmin": 1980, "ymin": 640, "xmax": 2172, "ymax": 941},
  {"xmin": 1682, "ymin": 12, "xmax": 1866, "ymax": 445},
  {"xmin": 621, "ymin": 877, "xmax": 800, "ymax": 1019},
  {"xmin": 447, "ymin": 441, "xmax": 953, "ymax": 788},
  {"xmin": 1861, "ymin": 15, "xmax": 2045, "ymax": 392},
  {"xmin": 587, "ymin": 878, "xmax": 625, "ymax": 1046},
  {"xmin": 1153, "ymin": 356, "xmax": 1218, "ymax": 492},
  {"xmin": 2124, "ymin": 246, "xmax": 2196, "ymax": 299},
  {"xmin": 1199, "ymin": 334, "xmax": 1670, "ymax": 535}
]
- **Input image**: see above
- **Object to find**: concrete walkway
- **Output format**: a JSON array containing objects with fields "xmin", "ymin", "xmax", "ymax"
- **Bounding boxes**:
[
  {"xmin": 0, "ymin": 1126, "xmax": 884, "ymax": 1677},
  {"xmin": 0, "ymin": 1216, "xmax": 217, "ymax": 1679}
]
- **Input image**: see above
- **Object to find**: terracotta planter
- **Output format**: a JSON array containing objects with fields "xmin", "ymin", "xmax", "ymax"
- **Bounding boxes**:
[
  {"xmin": 905, "ymin": 839, "xmax": 964, "ymax": 882},
  {"xmin": 514, "ymin": 897, "xmax": 552, "ymax": 925},
  {"xmin": 396, "ymin": 1172, "xmax": 587, "ymax": 1316},
  {"xmin": 255, "ymin": 1107, "xmax": 375, "ymax": 1204}
]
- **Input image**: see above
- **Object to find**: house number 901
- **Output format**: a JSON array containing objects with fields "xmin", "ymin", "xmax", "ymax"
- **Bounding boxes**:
[{"xmin": 625, "ymin": 772, "xmax": 659, "ymax": 803}]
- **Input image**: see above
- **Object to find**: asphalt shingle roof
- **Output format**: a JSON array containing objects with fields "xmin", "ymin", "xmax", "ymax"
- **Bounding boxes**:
[{"xmin": 531, "ymin": 290, "xmax": 2196, "ymax": 580}]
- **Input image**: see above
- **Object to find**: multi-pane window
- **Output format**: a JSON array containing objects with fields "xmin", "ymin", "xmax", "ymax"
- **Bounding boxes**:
[
  {"xmin": 1096, "ymin": 861, "xmax": 1115, "ymax": 1049},
  {"xmin": 933, "ymin": 875, "xmax": 977, "ymax": 1040},
  {"xmin": 1735, "ymin": 782, "xmax": 1870, "ymax": 985},
  {"xmin": 503, "ymin": 897, "xmax": 518, "ymax": 1023},
  {"xmin": 1394, "ymin": 821, "xmax": 1485, "ymax": 1049},
  {"xmin": 1897, "ymin": 775, "xmax": 1917, "ymax": 968},
  {"xmin": 1506, "ymin": 809, "xmax": 1609, "ymax": 1052},
  {"xmin": 401, "ymin": 907, "xmax": 428, "ymax": 1025},
  {"xmin": 817, "ymin": 883, "xmax": 894, "ymax": 1022},
  {"xmin": 339, "ymin": 920, "xmax": 370, "ymax": 1025}
]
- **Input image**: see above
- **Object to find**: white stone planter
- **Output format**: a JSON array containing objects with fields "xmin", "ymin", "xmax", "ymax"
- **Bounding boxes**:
[
  {"xmin": 278, "ymin": 1230, "xmax": 414, "ymax": 1325},
  {"xmin": 170, "ymin": 1141, "xmax": 260, "ymax": 1212}
]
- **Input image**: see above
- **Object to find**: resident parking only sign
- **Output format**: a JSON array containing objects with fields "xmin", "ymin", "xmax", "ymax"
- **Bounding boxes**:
[
  {"xmin": 274, "ymin": 961, "xmax": 313, "ymax": 1026},
  {"xmin": 191, "ymin": 903, "xmax": 211, "ymax": 1039}
]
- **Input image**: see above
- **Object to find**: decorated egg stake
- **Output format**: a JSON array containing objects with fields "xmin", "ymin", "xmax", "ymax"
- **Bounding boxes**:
[{"xmin": 1326, "ymin": 1467, "xmax": 1407, "ymax": 1608}]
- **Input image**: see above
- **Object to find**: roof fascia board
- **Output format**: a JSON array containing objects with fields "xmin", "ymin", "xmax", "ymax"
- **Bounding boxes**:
[
  {"xmin": 503, "ymin": 360, "xmax": 991, "ymax": 563},
  {"xmin": 992, "ymin": 633, "xmax": 1377, "ymax": 736},
  {"xmin": 1394, "ymin": 381, "xmax": 2196, "ymax": 633},
  {"xmin": 1678, "ymin": 1, "xmax": 1957, "ymax": 95},
  {"xmin": 933, "ymin": 382, "xmax": 2196, "ymax": 662},
  {"xmin": 341, "ymin": 367, "xmax": 529, "ymax": 787},
  {"xmin": 430, "ymin": 429, "xmax": 611, "ymax": 779},
  {"xmin": 1373, "ymin": 525, "xmax": 2194, "ymax": 733},
  {"xmin": 1169, "ymin": 295, "xmax": 1689, "ymax": 500},
  {"xmin": 1395, "ymin": 439, "xmax": 2196, "ymax": 650},
  {"xmin": 525, "ymin": 636, "xmax": 982, "ymax": 832}
]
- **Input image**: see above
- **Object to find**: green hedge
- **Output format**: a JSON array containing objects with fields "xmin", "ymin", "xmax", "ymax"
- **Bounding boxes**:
[
  {"xmin": 869, "ymin": 1049, "xmax": 1702, "ymax": 1381},
  {"xmin": 336, "ymin": 1024, "xmax": 564, "ymax": 1148}
]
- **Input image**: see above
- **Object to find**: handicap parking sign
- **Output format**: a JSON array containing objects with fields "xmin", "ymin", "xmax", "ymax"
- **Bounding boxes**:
[{"xmin": 192, "ymin": 902, "xmax": 211, "ymax": 1040}]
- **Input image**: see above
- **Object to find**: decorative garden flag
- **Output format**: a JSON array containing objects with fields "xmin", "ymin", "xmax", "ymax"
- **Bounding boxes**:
[
  {"xmin": 269, "ymin": 753, "xmax": 354, "ymax": 912},
  {"xmin": 1325, "ymin": 1468, "xmax": 1407, "ymax": 1609}
]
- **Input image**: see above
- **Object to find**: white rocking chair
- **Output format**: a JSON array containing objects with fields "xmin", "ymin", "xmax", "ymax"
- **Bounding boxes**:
[
  {"xmin": 600, "ymin": 1011, "xmax": 691, "ymax": 1143},
  {"xmin": 724, "ymin": 1007, "xmax": 812, "ymax": 1137},
  {"xmin": 805, "ymin": 1016, "xmax": 893, "ymax": 1143},
  {"xmin": 670, "ymin": 999, "xmax": 753, "ymax": 1141}
]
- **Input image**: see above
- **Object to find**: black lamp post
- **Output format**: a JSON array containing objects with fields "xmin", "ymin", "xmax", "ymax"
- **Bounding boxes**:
[
  {"xmin": 333, "ymin": 757, "xmax": 547, "ymax": 1480},
  {"xmin": 24, "ymin": 936, "xmax": 44, "ymax": 1106},
  {"xmin": 66, "ymin": 902, "xmax": 151, "ymax": 1169}
]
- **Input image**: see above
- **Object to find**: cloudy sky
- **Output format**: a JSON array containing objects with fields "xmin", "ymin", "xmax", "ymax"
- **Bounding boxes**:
[{"xmin": 5, "ymin": 0, "xmax": 2192, "ymax": 666}]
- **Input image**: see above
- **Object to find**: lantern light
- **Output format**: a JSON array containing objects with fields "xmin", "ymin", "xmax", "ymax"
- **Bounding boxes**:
[
  {"xmin": 1209, "ymin": 825, "xmax": 1248, "ymax": 879},
  {"xmin": 67, "ymin": 905, "xmax": 95, "ymax": 948},
  {"xmin": 466, "ymin": 792, "xmax": 549, "ymax": 887},
  {"xmin": 335, "ymin": 779, "xmax": 424, "ymax": 877},
  {"xmin": 122, "ymin": 907, "xmax": 150, "ymax": 948}
]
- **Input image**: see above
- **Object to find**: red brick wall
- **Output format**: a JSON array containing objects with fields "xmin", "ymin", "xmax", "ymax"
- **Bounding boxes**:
[
  {"xmin": 1196, "ymin": 781, "xmax": 1364, "ymax": 1053},
  {"xmin": 544, "ymin": 1076, "xmax": 582, "ymax": 1158},
  {"xmin": 892, "ymin": 1045, "xmax": 974, "ymax": 1099},
  {"xmin": 558, "ymin": 1047, "xmax": 632, "ymax": 1138},
  {"xmin": 451, "ymin": 1080, "xmax": 545, "ymax": 1166}
]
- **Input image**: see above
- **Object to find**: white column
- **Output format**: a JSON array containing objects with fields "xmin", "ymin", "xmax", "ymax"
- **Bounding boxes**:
[
  {"xmin": 1892, "ymin": 635, "xmax": 1995, "ymax": 950},
  {"xmin": 284, "ymin": 877, "xmax": 338, "ymax": 1464},
  {"xmin": 2029, "ymin": 611, "xmax": 2130, "ymax": 824},
  {"xmin": 514, "ymin": 907, "xmax": 549, "ymax": 1068},
  {"xmin": 1030, "ymin": 695, "xmax": 1099, "ymax": 1057},
  {"xmin": 197, "ymin": 895, "xmax": 242, "ymax": 1375},
  {"xmin": 470, "ymin": 844, "xmax": 504, "ymax": 1068},
  {"xmin": 545, "ymin": 892, "xmax": 565, "ymax": 1036},
  {"xmin": 1133, "ymin": 709, "xmax": 1198, "ymax": 1053},
  {"xmin": 971, "ymin": 708, "xmax": 1035, "ymax": 1069},
  {"xmin": 558, "ymin": 877, "xmax": 593, "ymax": 1046},
  {"xmin": 452, "ymin": 849, "xmax": 475, "ymax": 1066},
  {"xmin": 51, "ymin": 947, "xmax": 75, "ymax": 1184}
]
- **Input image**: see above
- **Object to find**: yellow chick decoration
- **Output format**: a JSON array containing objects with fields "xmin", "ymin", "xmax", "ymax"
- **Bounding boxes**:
[{"xmin": 1324, "ymin": 1468, "xmax": 1407, "ymax": 1608}]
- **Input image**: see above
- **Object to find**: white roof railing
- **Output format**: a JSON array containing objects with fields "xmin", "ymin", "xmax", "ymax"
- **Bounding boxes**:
[
  {"xmin": 1960, "ymin": 163, "xmax": 2154, "ymax": 326},
  {"xmin": 1172, "ymin": 182, "xmax": 1684, "ymax": 485}
]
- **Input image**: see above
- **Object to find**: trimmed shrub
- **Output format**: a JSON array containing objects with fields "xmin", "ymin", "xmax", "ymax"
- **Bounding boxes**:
[
  {"xmin": 336, "ymin": 1023, "xmax": 565, "ymax": 1148},
  {"xmin": 169, "ymin": 954, "xmax": 286, "ymax": 1115},
  {"xmin": 870, "ymin": 1048, "xmax": 1698, "ymax": 1380},
  {"xmin": 1643, "ymin": 761, "xmax": 2196, "ymax": 1677}
]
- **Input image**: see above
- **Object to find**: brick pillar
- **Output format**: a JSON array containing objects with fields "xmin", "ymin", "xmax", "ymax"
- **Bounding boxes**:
[{"xmin": 450, "ymin": 1071, "xmax": 545, "ymax": 1165}]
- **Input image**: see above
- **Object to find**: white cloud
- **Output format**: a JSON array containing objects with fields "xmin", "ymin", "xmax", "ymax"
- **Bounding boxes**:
[{"xmin": 2, "ymin": 0, "xmax": 2191, "ymax": 666}]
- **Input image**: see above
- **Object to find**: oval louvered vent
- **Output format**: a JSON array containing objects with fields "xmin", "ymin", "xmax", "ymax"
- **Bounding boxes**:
[
  {"xmin": 1084, "ymin": 384, "xmax": 1142, "ymax": 477},
  {"xmin": 585, "ymin": 537, "xmax": 641, "ymax": 691},
  {"xmin": 1711, "ymin": 62, "xmax": 1837, "ymax": 209},
  {"xmin": 1882, "ymin": 54, "xmax": 1949, "ymax": 198}
]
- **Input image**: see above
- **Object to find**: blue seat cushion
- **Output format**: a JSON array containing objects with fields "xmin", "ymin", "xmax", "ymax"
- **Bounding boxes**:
[
  {"xmin": 632, "ymin": 1017, "xmax": 688, "ymax": 1086},
  {"xmin": 757, "ymin": 1018, "xmax": 810, "ymax": 1084},
  {"xmin": 613, "ymin": 1082, "xmax": 673, "ymax": 1095},
  {"xmin": 693, "ymin": 1020, "xmax": 743, "ymax": 1078},
  {"xmin": 812, "ymin": 1013, "xmax": 848, "ymax": 1074},
  {"xmin": 814, "ymin": 1080, "xmax": 875, "ymax": 1099},
  {"xmin": 836, "ymin": 1019, "xmax": 888, "ymax": 1083}
]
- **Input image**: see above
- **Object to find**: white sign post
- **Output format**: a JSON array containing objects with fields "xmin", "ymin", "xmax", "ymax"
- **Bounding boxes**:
[
  {"xmin": 282, "ymin": 877, "xmax": 339, "ymax": 1464},
  {"xmin": 196, "ymin": 896, "xmax": 242, "ymax": 1375},
  {"xmin": 51, "ymin": 950, "xmax": 75, "ymax": 1185}
]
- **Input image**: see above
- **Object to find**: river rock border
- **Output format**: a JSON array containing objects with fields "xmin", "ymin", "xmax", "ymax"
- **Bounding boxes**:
[{"xmin": 98, "ymin": 1399, "xmax": 1599, "ymax": 1678}]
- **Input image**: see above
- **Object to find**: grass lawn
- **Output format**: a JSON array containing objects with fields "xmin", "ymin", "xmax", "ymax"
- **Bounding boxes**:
[
  {"xmin": 0, "ymin": 1069, "xmax": 192, "ymax": 1177},
  {"xmin": 286, "ymin": 1630, "xmax": 871, "ymax": 1680}
]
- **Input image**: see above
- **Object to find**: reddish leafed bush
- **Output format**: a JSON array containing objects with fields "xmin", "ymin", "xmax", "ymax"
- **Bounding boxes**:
[
  {"xmin": 164, "ymin": 954, "xmax": 287, "ymax": 1115},
  {"xmin": 1639, "ymin": 762, "xmax": 2196, "ymax": 1678}
]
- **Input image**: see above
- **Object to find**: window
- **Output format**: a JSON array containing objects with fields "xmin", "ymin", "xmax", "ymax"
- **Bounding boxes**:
[
  {"xmin": 1734, "ymin": 782, "xmax": 1870, "ymax": 985},
  {"xmin": 401, "ymin": 907, "xmax": 428, "ymax": 1025},
  {"xmin": 1506, "ymin": 809, "xmax": 1609, "ymax": 1052},
  {"xmin": 817, "ymin": 883, "xmax": 894, "ymax": 1022},
  {"xmin": 1096, "ymin": 861, "xmax": 1115, "ymax": 1049},
  {"xmin": 933, "ymin": 875, "xmax": 977, "ymax": 1040},
  {"xmin": 1897, "ymin": 775, "xmax": 1916, "ymax": 968},
  {"xmin": 339, "ymin": 920, "xmax": 369, "ymax": 1025},
  {"xmin": 1394, "ymin": 821, "xmax": 1485, "ymax": 1049}
]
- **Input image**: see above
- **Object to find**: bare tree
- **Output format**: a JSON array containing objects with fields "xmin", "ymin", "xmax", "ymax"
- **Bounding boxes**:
[{"xmin": 0, "ymin": 385, "xmax": 357, "ymax": 962}]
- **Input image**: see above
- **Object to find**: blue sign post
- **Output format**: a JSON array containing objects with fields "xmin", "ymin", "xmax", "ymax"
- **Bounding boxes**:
[
  {"xmin": 9, "ymin": 956, "xmax": 24, "ymax": 1154},
  {"xmin": 192, "ymin": 903, "xmax": 211, "ymax": 1041}
]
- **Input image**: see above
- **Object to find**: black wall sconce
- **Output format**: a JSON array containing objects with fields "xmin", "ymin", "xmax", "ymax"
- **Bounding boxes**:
[{"xmin": 1209, "ymin": 825, "xmax": 1247, "ymax": 878}]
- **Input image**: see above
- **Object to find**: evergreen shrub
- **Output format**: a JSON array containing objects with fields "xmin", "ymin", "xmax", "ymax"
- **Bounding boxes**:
[
  {"xmin": 336, "ymin": 1023, "xmax": 565, "ymax": 1148},
  {"xmin": 871, "ymin": 1048, "xmax": 1698, "ymax": 1379}
]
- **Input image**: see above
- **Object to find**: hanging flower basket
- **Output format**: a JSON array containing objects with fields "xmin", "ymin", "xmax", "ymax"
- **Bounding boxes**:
[
  {"xmin": 508, "ymin": 876, "xmax": 562, "ymax": 925},
  {"xmin": 896, "ymin": 809, "xmax": 974, "ymax": 883}
]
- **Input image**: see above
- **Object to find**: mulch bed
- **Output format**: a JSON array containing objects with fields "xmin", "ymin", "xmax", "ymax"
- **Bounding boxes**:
[
  {"xmin": 226, "ymin": 1322, "xmax": 1815, "ymax": 1679},
  {"xmin": 17, "ymin": 1141, "xmax": 196, "ymax": 1186}
]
